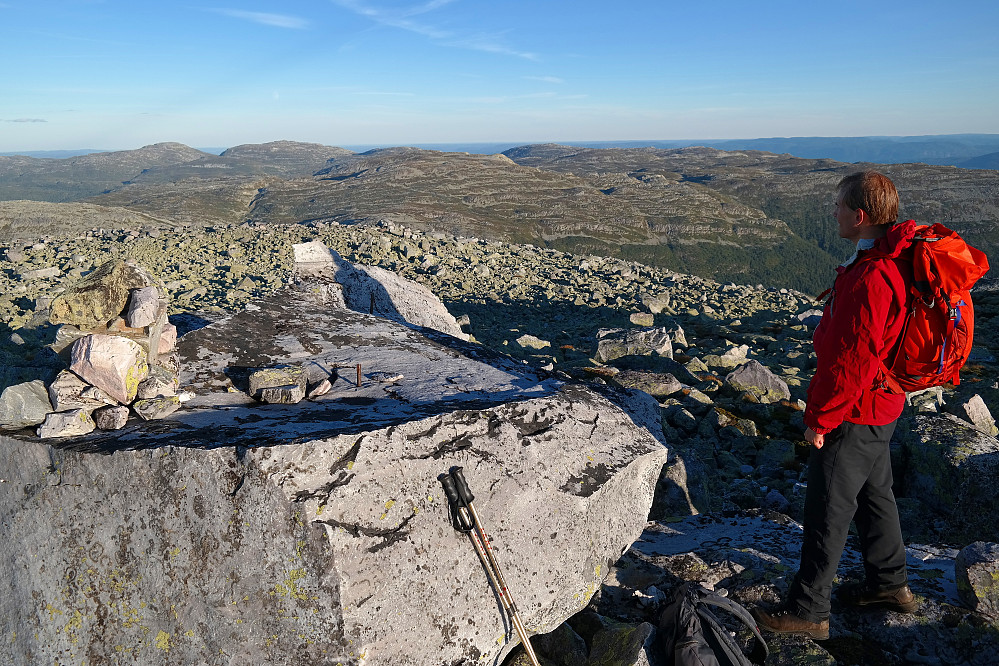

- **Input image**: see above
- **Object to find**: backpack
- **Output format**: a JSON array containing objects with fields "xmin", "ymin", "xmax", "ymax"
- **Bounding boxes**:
[
  {"xmin": 658, "ymin": 583, "xmax": 768, "ymax": 666},
  {"xmin": 879, "ymin": 223, "xmax": 990, "ymax": 393}
]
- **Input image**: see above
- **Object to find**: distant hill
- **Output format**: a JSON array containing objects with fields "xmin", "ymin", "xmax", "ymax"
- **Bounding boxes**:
[
  {"xmin": 0, "ymin": 143, "xmax": 214, "ymax": 202},
  {"xmin": 1, "ymin": 140, "xmax": 995, "ymax": 295},
  {"xmin": 959, "ymin": 151, "xmax": 999, "ymax": 170},
  {"xmin": 571, "ymin": 134, "xmax": 999, "ymax": 168},
  {"xmin": 344, "ymin": 134, "xmax": 999, "ymax": 168},
  {"xmin": 0, "ymin": 141, "xmax": 353, "ymax": 204}
]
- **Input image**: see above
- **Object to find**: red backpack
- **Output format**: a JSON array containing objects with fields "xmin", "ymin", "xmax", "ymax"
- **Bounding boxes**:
[{"xmin": 880, "ymin": 223, "xmax": 990, "ymax": 393}]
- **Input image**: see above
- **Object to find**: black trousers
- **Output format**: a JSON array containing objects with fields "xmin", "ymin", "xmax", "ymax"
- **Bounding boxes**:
[{"xmin": 787, "ymin": 420, "xmax": 908, "ymax": 623}]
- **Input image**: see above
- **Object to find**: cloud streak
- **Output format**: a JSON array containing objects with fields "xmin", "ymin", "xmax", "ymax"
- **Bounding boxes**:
[
  {"xmin": 525, "ymin": 76, "xmax": 564, "ymax": 84},
  {"xmin": 211, "ymin": 9, "xmax": 309, "ymax": 29},
  {"xmin": 331, "ymin": 0, "xmax": 536, "ymax": 59},
  {"xmin": 4, "ymin": 118, "xmax": 48, "ymax": 123}
]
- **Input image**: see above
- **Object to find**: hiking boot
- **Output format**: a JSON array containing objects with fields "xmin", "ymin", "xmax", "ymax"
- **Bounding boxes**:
[
  {"xmin": 751, "ymin": 607, "xmax": 829, "ymax": 641},
  {"xmin": 835, "ymin": 582, "xmax": 918, "ymax": 613}
]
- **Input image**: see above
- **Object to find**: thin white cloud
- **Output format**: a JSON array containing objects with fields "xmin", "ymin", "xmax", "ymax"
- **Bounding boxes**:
[
  {"xmin": 525, "ymin": 76, "xmax": 564, "ymax": 84},
  {"xmin": 211, "ymin": 9, "xmax": 309, "ymax": 29},
  {"xmin": 4, "ymin": 118, "xmax": 48, "ymax": 123},
  {"xmin": 351, "ymin": 91, "xmax": 417, "ymax": 97},
  {"xmin": 331, "ymin": 0, "xmax": 535, "ymax": 59}
]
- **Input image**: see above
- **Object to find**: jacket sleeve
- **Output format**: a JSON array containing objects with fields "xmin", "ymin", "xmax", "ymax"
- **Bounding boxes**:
[{"xmin": 804, "ymin": 265, "xmax": 896, "ymax": 434}]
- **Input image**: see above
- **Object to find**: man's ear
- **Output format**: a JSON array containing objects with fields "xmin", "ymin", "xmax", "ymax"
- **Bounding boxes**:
[{"xmin": 854, "ymin": 207, "xmax": 869, "ymax": 226}]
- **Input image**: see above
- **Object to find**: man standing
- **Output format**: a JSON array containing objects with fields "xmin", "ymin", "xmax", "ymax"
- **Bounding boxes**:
[{"xmin": 752, "ymin": 171, "xmax": 918, "ymax": 640}]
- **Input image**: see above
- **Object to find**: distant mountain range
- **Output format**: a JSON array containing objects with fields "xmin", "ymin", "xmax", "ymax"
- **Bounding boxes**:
[
  {"xmin": 1, "ymin": 139, "xmax": 995, "ymax": 295},
  {"xmin": 6, "ymin": 134, "xmax": 999, "ymax": 168}
]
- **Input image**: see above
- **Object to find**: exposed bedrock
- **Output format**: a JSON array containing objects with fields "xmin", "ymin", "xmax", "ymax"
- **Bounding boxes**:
[{"xmin": 0, "ymin": 287, "xmax": 668, "ymax": 665}]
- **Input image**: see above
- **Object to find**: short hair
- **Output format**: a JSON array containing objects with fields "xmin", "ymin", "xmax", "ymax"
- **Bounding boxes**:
[{"xmin": 837, "ymin": 171, "xmax": 899, "ymax": 226}]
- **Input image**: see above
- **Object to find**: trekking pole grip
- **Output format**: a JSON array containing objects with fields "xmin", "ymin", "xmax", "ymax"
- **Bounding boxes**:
[
  {"xmin": 439, "ymin": 473, "xmax": 474, "ymax": 532},
  {"xmin": 450, "ymin": 467, "xmax": 475, "ymax": 505}
]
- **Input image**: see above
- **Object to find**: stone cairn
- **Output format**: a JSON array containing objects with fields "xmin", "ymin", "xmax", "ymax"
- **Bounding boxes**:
[{"xmin": 0, "ymin": 259, "xmax": 182, "ymax": 438}]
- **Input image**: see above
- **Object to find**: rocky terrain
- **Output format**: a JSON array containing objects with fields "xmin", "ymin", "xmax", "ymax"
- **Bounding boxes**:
[
  {"xmin": 1, "ymin": 142, "xmax": 997, "ymax": 665},
  {"xmin": 2, "ymin": 141, "xmax": 997, "ymax": 295},
  {"xmin": 1, "ymin": 212, "xmax": 998, "ymax": 665}
]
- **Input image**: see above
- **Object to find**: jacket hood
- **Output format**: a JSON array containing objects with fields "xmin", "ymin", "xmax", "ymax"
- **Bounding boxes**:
[{"xmin": 875, "ymin": 219, "xmax": 917, "ymax": 258}]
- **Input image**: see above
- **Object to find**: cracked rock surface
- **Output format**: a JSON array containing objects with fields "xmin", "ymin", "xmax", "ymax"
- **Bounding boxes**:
[{"xmin": 0, "ymin": 287, "xmax": 668, "ymax": 665}]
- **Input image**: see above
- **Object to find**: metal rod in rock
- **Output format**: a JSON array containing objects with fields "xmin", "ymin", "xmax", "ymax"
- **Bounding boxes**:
[{"xmin": 356, "ymin": 363, "xmax": 362, "ymax": 388}]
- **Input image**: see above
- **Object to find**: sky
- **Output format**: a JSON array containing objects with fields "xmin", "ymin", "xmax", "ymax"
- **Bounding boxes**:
[{"xmin": 2, "ymin": 0, "xmax": 998, "ymax": 152}]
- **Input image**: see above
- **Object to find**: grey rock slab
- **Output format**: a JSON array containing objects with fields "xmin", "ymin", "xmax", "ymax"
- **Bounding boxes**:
[
  {"xmin": 259, "ymin": 384, "xmax": 305, "ymax": 405},
  {"xmin": 0, "ymin": 436, "xmax": 354, "ymax": 665},
  {"xmin": 69, "ymin": 334, "xmax": 149, "ymax": 405},
  {"xmin": 949, "ymin": 394, "xmax": 998, "ymax": 437},
  {"xmin": 595, "ymin": 328, "xmax": 673, "ymax": 363},
  {"xmin": 132, "ymin": 395, "xmax": 181, "ymax": 420},
  {"xmin": 300, "ymin": 241, "xmax": 468, "ymax": 341},
  {"xmin": 0, "ymin": 291, "xmax": 671, "ymax": 666},
  {"xmin": 44, "ymin": 288, "xmax": 567, "ymax": 450},
  {"xmin": 92, "ymin": 404, "xmax": 130, "ymax": 430},
  {"xmin": 247, "ymin": 365, "xmax": 307, "ymax": 399},
  {"xmin": 724, "ymin": 359, "xmax": 791, "ymax": 404},
  {"xmin": 37, "ymin": 408, "xmax": 96, "ymax": 438},
  {"xmin": 48, "ymin": 259, "xmax": 154, "ymax": 329},
  {"xmin": 125, "ymin": 285, "xmax": 159, "ymax": 328},
  {"xmin": 48, "ymin": 369, "xmax": 118, "ymax": 412},
  {"xmin": 136, "ymin": 364, "xmax": 180, "ymax": 400},
  {"xmin": 955, "ymin": 541, "xmax": 999, "ymax": 619},
  {"xmin": 898, "ymin": 414, "xmax": 999, "ymax": 545},
  {"xmin": 0, "ymin": 380, "xmax": 54, "ymax": 430},
  {"xmin": 249, "ymin": 384, "xmax": 667, "ymax": 665}
]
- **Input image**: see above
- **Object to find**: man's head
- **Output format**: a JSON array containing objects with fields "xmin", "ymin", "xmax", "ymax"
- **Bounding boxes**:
[{"xmin": 836, "ymin": 171, "xmax": 899, "ymax": 227}]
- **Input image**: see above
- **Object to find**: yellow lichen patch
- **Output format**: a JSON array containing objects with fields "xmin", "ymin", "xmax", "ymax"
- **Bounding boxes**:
[
  {"xmin": 380, "ymin": 499, "xmax": 396, "ymax": 520},
  {"xmin": 154, "ymin": 630, "xmax": 171, "ymax": 651},
  {"xmin": 63, "ymin": 610, "xmax": 84, "ymax": 645},
  {"xmin": 45, "ymin": 604, "xmax": 64, "ymax": 620},
  {"xmin": 169, "ymin": 547, "xmax": 181, "ymax": 559}
]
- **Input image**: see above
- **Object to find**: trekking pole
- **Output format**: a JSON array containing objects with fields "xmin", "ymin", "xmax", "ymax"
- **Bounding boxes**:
[{"xmin": 440, "ymin": 468, "xmax": 541, "ymax": 666}]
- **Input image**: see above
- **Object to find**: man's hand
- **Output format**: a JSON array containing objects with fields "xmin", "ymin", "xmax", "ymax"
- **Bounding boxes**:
[{"xmin": 805, "ymin": 427, "xmax": 825, "ymax": 450}]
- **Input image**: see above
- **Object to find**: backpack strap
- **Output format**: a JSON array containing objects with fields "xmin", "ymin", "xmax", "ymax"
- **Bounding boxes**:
[{"xmin": 695, "ymin": 589, "xmax": 769, "ymax": 665}]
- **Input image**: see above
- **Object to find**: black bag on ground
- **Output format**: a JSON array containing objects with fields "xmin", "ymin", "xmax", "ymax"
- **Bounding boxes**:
[{"xmin": 658, "ymin": 582, "xmax": 769, "ymax": 666}]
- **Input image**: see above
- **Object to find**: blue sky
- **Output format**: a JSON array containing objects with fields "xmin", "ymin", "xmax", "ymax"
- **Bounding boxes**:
[{"xmin": 2, "ymin": 0, "xmax": 998, "ymax": 151}]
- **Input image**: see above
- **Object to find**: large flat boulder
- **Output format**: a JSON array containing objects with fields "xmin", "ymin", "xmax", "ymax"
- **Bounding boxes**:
[{"xmin": 0, "ymin": 289, "xmax": 668, "ymax": 665}]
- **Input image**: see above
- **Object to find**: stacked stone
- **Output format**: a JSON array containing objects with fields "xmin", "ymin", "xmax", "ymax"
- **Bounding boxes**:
[{"xmin": 0, "ymin": 259, "xmax": 182, "ymax": 438}]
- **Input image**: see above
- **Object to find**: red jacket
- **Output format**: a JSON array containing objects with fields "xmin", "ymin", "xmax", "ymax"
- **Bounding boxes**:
[{"xmin": 804, "ymin": 221, "xmax": 916, "ymax": 434}]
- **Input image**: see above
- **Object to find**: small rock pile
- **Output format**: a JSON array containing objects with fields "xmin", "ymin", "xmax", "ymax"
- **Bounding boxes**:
[{"xmin": 0, "ymin": 259, "xmax": 183, "ymax": 437}]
